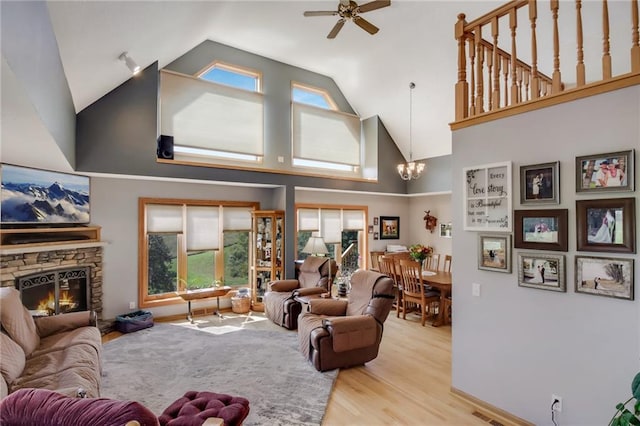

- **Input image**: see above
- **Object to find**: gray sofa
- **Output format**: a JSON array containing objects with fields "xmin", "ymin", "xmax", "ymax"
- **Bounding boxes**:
[{"xmin": 0, "ymin": 287, "xmax": 102, "ymax": 399}]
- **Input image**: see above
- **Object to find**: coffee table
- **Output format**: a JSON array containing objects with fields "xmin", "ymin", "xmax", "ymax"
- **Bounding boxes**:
[{"xmin": 176, "ymin": 286, "xmax": 232, "ymax": 323}]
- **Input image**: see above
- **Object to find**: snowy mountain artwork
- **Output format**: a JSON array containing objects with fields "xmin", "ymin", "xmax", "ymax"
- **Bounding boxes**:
[{"xmin": 1, "ymin": 164, "xmax": 90, "ymax": 225}]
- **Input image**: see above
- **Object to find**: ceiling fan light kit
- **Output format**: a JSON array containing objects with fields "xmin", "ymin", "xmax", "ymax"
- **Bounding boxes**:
[
  {"xmin": 303, "ymin": 0, "xmax": 391, "ymax": 39},
  {"xmin": 398, "ymin": 82, "xmax": 425, "ymax": 181}
]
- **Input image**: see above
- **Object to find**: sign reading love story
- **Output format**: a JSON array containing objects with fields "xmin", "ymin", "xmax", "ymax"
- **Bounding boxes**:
[{"xmin": 463, "ymin": 161, "xmax": 512, "ymax": 232}]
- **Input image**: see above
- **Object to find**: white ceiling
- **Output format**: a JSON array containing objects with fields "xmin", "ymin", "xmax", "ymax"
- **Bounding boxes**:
[{"xmin": 43, "ymin": 0, "xmax": 504, "ymax": 166}]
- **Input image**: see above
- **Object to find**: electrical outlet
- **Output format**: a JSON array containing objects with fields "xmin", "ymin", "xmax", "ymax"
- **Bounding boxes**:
[
  {"xmin": 552, "ymin": 394, "xmax": 562, "ymax": 412},
  {"xmin": 472, "ymin": 282, "xmax": 481, "ymax": 297},
  {"xmin": 129, "ymin": 301, "xmax": 135, "ymax": 309}
]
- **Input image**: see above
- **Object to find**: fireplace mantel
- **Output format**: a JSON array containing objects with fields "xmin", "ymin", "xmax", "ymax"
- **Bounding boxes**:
[{"xmin": 0, "ymin": 240, "xmax": 107, "ymax": 255}]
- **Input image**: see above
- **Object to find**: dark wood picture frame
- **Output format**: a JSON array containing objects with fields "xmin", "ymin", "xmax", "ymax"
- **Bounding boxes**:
[
  {"xmin": 575, "ymin": 255, "xmax": 634, "ymax": 300},
  {"xmin": 514, "ymin": 209, "xmax": 568, "ymax": 251},
  {"xmin": 576, "ymin": 198, "xmax": 636, "ymax": 253},
  {"xmin": 575, "ymin": 149, "xmax": 634, "ymax": 193},
  {"xmin": 379, "ymin": 216, "xmax": 400, "ymax": 240},
  {"xmin": 520, "ymin": 161, "xmax": 560, "ymax": 205}
]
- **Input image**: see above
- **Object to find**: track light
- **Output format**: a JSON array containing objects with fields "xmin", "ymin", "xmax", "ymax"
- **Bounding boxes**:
[{"xmin": 119, "ymin": 52, "xmax": 140, "ymax": 75}]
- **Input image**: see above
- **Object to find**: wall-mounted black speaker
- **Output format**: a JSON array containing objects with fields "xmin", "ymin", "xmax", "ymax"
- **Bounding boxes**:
[{"xmin": 157, "ymin": 135, "xmax": 174, "ymax": 160}]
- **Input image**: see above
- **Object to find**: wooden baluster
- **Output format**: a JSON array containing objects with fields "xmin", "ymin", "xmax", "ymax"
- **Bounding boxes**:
[
  {"xmin": 551, "ymin": 0, "xmax": 562, "ymax": 93},
  {"xmin": 602, "ymin": 0, "xmax": 612, "ymax": 79},
  {"xmin": 576, "ymin": 0, "xmax": 586, "ymax": 86},
  {"xmin": 509, "ymin": 8, "xmax": 518, "ymax": 105},
  {"xmin": 524, "ymin": 69, "xmax": 530, "ymax": 102},
  {"xmin": 469, "ymin": 36, "xmax": 476, "ymax": 116},
  {"xmin": 486, "ymin": 45, "xmax": 493, "ymax": 111},
  {"xmin": 491, "ymin": 17, "xmax": 501, "ymax": 110},
  {"xmin": 455, "ymin": 13, "xmax": 469, "ymax": 120},
  {"xmin": 502, "ymin": 56, "xmax": 509, "ymax": 106},
  {"xmin": 529, "ymin": 0, "xmax": 539, "ymax": 99},
  {"xmin": 475, "ymin": 26, "xmax": 485, "ymax": 113},
  {"xmin": 633, "ymin": 0, "xmax": 640, "ymax": 72},
  {"xmin": 517, "ymin": 66, "xmax": 523, "ymax": 103}
]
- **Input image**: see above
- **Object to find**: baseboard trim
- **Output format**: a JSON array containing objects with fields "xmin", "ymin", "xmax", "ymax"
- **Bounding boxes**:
[{"xmin": 450, "ymin": 387, "xmax": 534, "ymax": 426}]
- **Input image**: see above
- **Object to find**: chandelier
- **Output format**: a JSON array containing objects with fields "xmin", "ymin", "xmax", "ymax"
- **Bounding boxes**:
[{"xmin": 397, "ymin": 82, "xmax": 425, "ymax": 180}]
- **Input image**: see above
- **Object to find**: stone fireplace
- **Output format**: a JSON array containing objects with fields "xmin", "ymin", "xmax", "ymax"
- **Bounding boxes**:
[{"xmin": 0, "ymin": 244, "xmax": 104, "ymax": 319}]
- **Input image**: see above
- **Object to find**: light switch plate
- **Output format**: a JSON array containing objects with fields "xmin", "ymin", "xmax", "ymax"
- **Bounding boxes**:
[{"xmin": 472, "ymin": 283, "xmax": 481, "ymax": 297}]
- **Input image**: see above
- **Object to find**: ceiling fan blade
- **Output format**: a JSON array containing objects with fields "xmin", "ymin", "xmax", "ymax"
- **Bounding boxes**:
[
  {"xmin": 356, "ymin": 0, "xmax": 391, "ymax": 14},
  {"xmin": 327, "ymin": 19, "xmax": 346, "ymax": 39},
  {"xmin": 304, "ymin": 10, "xmax": 338, "ymax": 17},
  {"xmin": 353, "ymin": 16, "xmax": 379, "ymax": 35}
]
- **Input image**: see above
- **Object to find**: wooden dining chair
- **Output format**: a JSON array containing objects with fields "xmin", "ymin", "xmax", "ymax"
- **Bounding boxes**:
[
  {"xmin": 423, "ymin": 254, "xmax": 440, "ymax": 271},
  {"xmin": 443, "ymin": 254, "xmax": 452, "ymax": 272},
  {"xmin": 397, "ymin": 259, "xmax": 440, "ymax": 326},
  {"xmin": 378, "ymin": 255, "xmax": 402, "ymax": 317},
  {"xmin": 369, "ymin": 251, "xmax": 384, "ymax": 271}
]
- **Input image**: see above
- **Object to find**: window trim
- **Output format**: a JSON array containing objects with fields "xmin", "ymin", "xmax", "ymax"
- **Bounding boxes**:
[
  {"xmin": 291, "ymin": 81, "xmax": 337, "ymax": 110},
  {"xmin": 196, "ymin": 60, "xmax": 263, "ymax": 93},
  {"xmin": 138, "ymin": 197, "xmax": 259, "ymax": 308}
]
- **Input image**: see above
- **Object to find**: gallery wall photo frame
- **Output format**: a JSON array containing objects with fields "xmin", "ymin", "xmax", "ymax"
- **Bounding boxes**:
[
  {"xmin": 576, "ymin": 198, "xmax": 636, "ymax": 253},
  {"xmin": 575, "ymin": 149, "xmax": 634, "ymax": 193},
  {"xmin": 520, "ymin": 161, "xmax": 560, "ymax": 205},
  {"xmin": 379, "ymin": 216, "xmax": 400, "ymax": 240},
  {"xmin": 463, "ymin": 161, "xmax": 512, "ymax": 232},
  {"xmin": 575, "ymin": 255, "xmax": 634, "ymax": 300},
  {"xmin": 517, "ymin": 252, "xmax": 566, "ymax": 292},
  {"xmin": 440, "ymin": 222, "xmax": 452, "ymax": 238},
  {"xmin": 477, "ymin": 234, "xmax": 512, "ymax": 273},
  {"xmin": 514, "ymin": 209, "xmax": 569, "ymax": 251}
]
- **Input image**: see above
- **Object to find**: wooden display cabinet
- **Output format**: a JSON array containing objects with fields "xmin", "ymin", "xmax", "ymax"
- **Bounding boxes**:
[{"xmin": 250, "ymin": 210, "xmax": 284, "ymax": 311}]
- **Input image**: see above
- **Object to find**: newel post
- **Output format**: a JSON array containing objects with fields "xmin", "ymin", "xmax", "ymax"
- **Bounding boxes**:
[
  {"xmin": 631, "ymin": 0, "xmax": 640, "ymax": 72},
  {"xmin": 455, "ymin": 13, "xmax": 469, "ymax": 121}
]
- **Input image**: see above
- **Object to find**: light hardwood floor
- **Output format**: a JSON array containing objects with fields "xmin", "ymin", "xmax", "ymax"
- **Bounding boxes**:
[{"xmin": 103, "ymin": 311, "xmax": 501, "ymax": 425}]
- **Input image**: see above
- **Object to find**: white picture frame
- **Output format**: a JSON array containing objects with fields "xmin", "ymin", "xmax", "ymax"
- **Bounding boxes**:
[{"xmin": 463, "ymin": 161, "xmax": 512, "ymax": 232}]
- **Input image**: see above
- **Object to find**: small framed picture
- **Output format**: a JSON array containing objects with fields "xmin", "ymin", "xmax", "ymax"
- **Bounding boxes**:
[
  {"xmin": 575, "ymin": 255, "xmax": 634, "ymax": 300},
  {"xmin": 514, "ymin": 209, "xmax": 569, "ymax": 251},
  {"xmin": 520, "ymin": 161, "xmax": 560, "ymax": 204},
  {"xmin": 440, "ymin": 222, "xmax": 452, "ymax": 238},
  {"xmin": 575, "ymin": 149, "xmax": 634, "ymax": 192},
  {"xmin": 373, "ymin": 232, "xmax": 379, "ymax": 240},
  {"xmin": 368, "ymin": 225, "xmax": 374, "ymax": 234},
  {"xmin": 478, "ymin": 234, "xmax": 511, "ymax": 273},
  {"xmin": 373, "ymin": 217, "xmax": 379, "ymax": 226},
  {"xmin": 576, "ymin": 198, "xmax": 636, "ymax": 253},
  {"xmin": 379, "ymin": 216, "xmax": 399, "ymax": 240},
  {"xmin": 517, "ymin": 253, "xmax": 566, "ymax": 292}
]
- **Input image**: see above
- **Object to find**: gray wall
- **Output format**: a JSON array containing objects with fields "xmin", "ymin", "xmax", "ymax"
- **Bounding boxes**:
[
  {"xmin": 1, "ymin": 1, "xmax": 76, "ymax": 168},
  {"xmin": 451, "ymin": 86, "xmax": 640, "ymax": 424}
]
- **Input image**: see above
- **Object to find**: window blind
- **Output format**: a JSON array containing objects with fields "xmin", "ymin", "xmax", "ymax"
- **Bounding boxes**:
[
  {"xmin": 298, "ymin": 208, "xmax": 320, "ymax": 231},
  {"xmin": 161, "ymin": 71, "xmax": 264, "ymax": 157},
  {"xmin": 292, "ymin": 102, "xmax": 360, "ymax": 166},
  {"xmin": 146, "ymin": 205, "xmax": 183, "ymax": 233},
  {"xmin": 186, "ymin": 206, "xmax": 219, "ymax": 250},
  {"xmin": 223, "ymin": 207, "xmax": 252, "ymax": 231},
  {"xmin": 342, "ymin": 210, "xmax": 364, "ymax": 230},
  {"xmin": 321, "ymin": 209, "xmax": 342, "ymax": 244}
]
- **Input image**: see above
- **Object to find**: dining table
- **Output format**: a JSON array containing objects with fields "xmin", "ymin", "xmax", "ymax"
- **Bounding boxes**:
[{"xmin": 422, "ymin": 270, "xmax": 452, "ymax": 327}]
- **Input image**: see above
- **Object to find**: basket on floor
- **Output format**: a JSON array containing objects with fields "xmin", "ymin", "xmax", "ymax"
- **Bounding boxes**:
[{"xmin": 231, "ymin": 297, "xmax": 251, "ymax": 314}]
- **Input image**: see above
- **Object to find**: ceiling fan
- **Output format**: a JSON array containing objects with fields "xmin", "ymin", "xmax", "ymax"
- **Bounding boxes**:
[{"xmin": 303, "ymin": 0, "xmax": 391, "ymax": 39}]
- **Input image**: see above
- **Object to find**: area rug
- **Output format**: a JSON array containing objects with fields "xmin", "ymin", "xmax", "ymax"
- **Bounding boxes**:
[{"xmin": 101, "ymin": 314, "xmax": 338, "ymax": 425}]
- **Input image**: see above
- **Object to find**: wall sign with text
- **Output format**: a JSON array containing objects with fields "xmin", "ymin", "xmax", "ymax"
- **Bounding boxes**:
[{"xmin": 463, "ymin": 161, "xmax": 512, "ymax": 232}]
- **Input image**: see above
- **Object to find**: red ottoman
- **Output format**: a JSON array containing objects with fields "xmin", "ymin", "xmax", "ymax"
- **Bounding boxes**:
[{"xmin": 158, "ymin": 391, "xmax": 250, "ymax": 426}]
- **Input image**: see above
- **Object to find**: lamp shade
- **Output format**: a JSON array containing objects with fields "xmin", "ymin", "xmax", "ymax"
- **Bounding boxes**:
[{"xmin": 302, "ymin": 235, "xmax": 328, "ymax": 255}]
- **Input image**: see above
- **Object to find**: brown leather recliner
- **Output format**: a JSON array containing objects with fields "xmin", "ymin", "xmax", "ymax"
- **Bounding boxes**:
[
  {"xmin": 264, "ymin": 256, "xmax": 335, "ymax": 330},
  {"xmin": 297, "ymin": 269, "xmax": 396, "ymax": 372}
]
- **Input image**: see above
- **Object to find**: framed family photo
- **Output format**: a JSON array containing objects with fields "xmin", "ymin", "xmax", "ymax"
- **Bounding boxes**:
[
  {"xmin": 517, "ymin": 253, "xmax": 566, "ymax": 292},
  {"xmin": 379, "ymin": 216, "xmax": 399, "ymax": 240},
  {"xmin": 520, "ymin": 161, "xmax": 560, "ymax": 204},
  {"xmin": 575, "ymin": 149, "xmax": 634, "ymax": 193},
  {"xmin": 514, "ymin": 209, "xmax": 568, "ymax": 251},
  {"xmin": 477, "ymin": 234, "xmax": 511, "ymax": 273},
  {"xmin": 440, "ymin": 222, "xmax": 452, "ymax": 238},
  {"xmin": 576, "ymin": 198, "xmax": 636, "ymax": 253},
  {"xmin": 575, "ymin": 255, "xmax": 634, "ymax": 300}
]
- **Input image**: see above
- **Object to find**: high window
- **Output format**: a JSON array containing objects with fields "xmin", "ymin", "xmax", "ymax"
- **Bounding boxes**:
[
  {"xmin": 159, "ymin": 62, "xmax": 264, "ymax": 165},
  {"xmin": 139, "ymin": 198, "xmax": 257, "ymax": 307},
  {"xmin": 296, "ymin": 205, "xmax": 367, "ymax": 275},
  {"xmin": 291, "ymin": 83, "xmax": 361, "ymax": 174}
]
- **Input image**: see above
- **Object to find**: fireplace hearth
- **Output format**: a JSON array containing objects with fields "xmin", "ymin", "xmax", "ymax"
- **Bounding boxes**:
[{"xmin": 16, "ymin": 267, "xmax": 90, "ymax": 316}]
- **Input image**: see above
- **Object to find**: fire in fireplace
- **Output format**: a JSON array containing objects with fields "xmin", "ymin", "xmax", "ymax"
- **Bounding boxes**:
[{"xmin": 15, "ymin": 267, "xmax": 90, "ymax": 316}]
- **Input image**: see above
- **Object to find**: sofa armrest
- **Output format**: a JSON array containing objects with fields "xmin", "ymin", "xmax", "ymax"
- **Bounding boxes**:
[
  {"xmin": 35, "ymin": 311, "xmax": 97, "ymax": 338},
  {"xmin": 268, "ymin": 279, "xmax": 300, "ymax": 292},
  {"xmin": 308, "ymin": 299, "xmax": 348, "ymax": 316},
  {"xmin": 323, "ymin": 315, "xmax": 377, "ymax": 352},
  {"xmin": 294, "ymin": 287, "xmax": 326, "ymax": 297}
]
